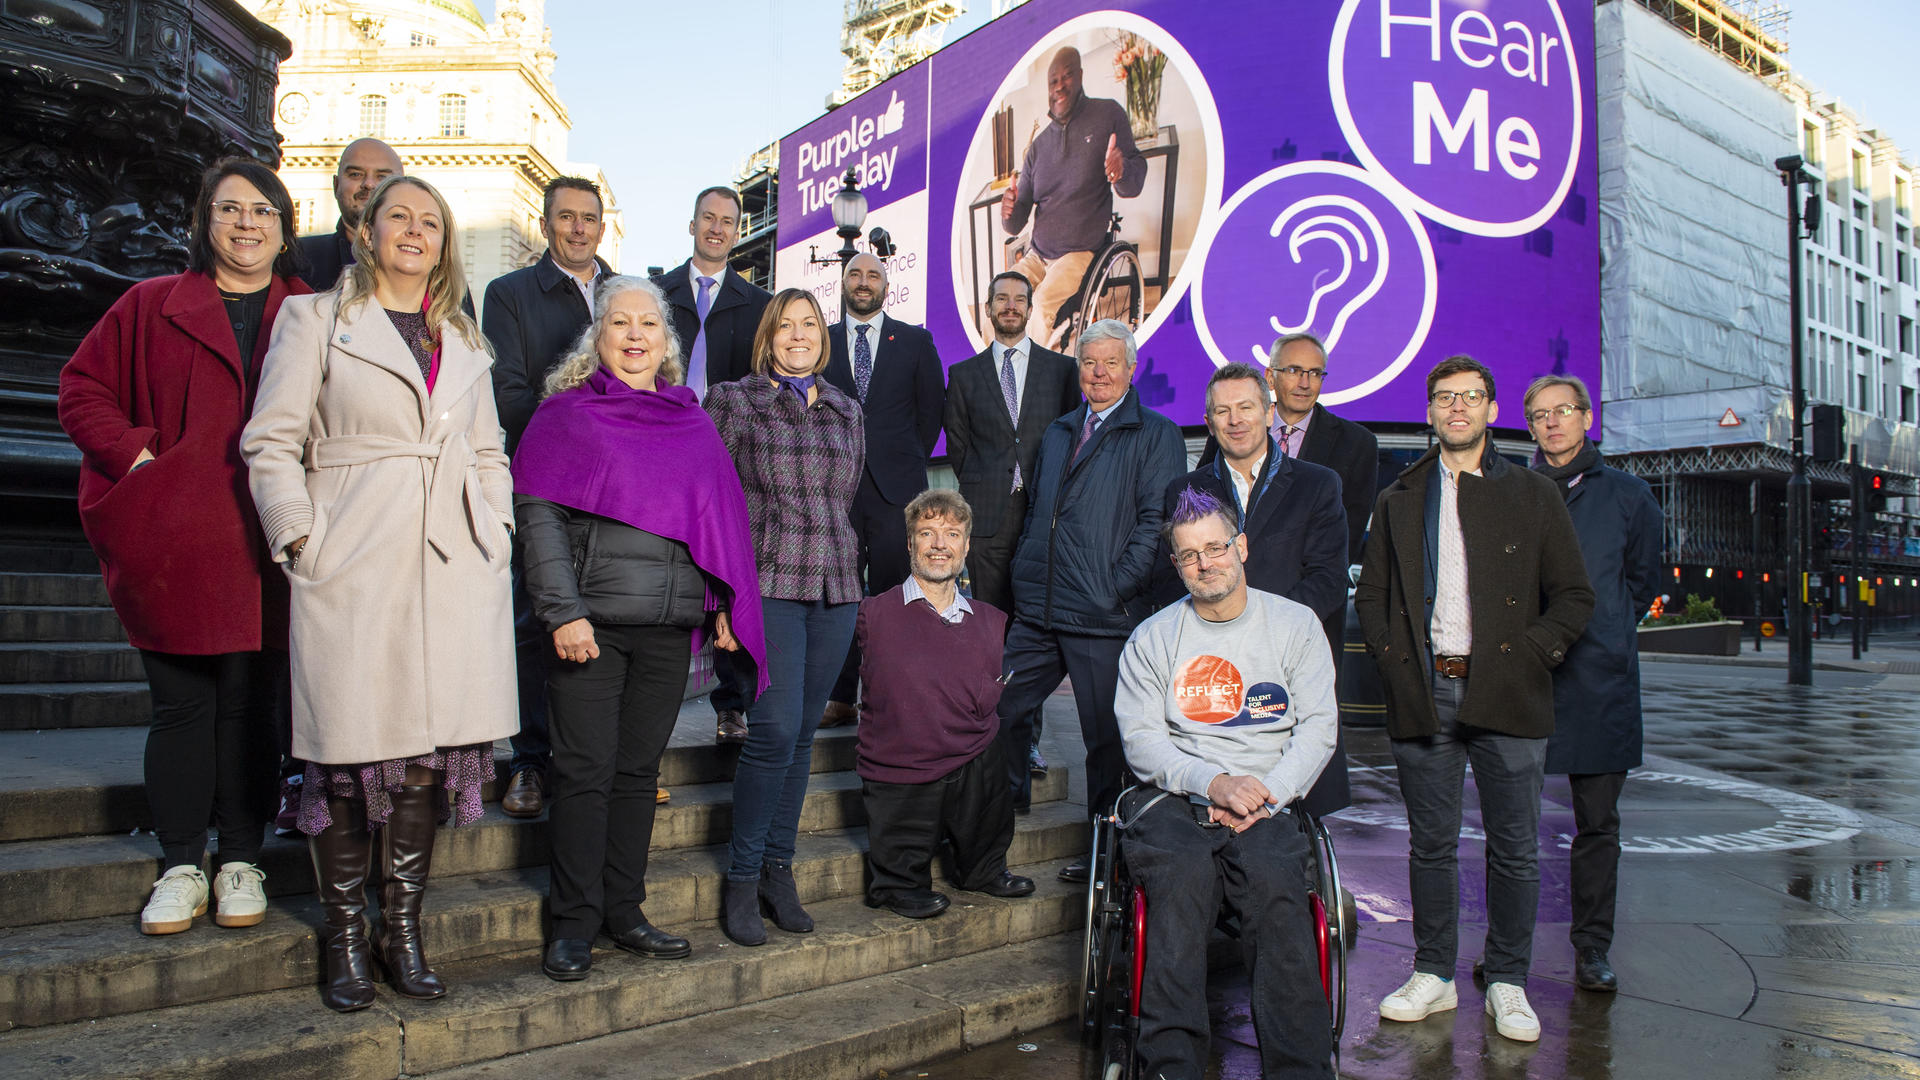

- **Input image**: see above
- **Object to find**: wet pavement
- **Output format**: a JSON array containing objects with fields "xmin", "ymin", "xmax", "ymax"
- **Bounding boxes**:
[{"xmin": 916, "ymin": 646, "xmax": 1920, "ymax": 1078}]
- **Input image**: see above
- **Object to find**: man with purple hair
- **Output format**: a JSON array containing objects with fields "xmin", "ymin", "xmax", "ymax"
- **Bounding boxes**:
[{"xmin": 1113, "ymin": 485, "xmax": 1338, "ymax": 1079}]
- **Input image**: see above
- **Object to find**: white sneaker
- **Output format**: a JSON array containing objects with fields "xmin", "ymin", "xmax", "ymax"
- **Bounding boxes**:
[
  {"xmin": 140, "ymin": 865, "xmax": 209, "ymax": 935},
  {"xmin": 1379, "ymin": 971, "xmax": 1458, "ymax": 1022},
  {"xmin": 212, "ymin": 862, "xmax": 268, "ymax": 928},
  {"xmin": 1485, "ymin": 981, "xmax": 1541, "ymax": 1042}
]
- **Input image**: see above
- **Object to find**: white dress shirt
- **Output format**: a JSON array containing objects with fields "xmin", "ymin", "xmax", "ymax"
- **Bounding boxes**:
[
  {"xmin": 1429, "ymin": 460, "xmax": 1478, "ymax": 656},
  {"xmin": 992, "ymin": 334, "xmax": 1033, "ymax": 417}
]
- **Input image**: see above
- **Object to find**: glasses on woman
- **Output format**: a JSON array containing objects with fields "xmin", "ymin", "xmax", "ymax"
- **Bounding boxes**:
[
  {"xmin": 1526, "ymin": 403, "xmax": 1585, "ymax": 424},
  {"xmin": 211, "ymin": 202, "xmax": 280, "ymax": 225},
  {"xmin": 1171, "ymin": 536, "xmax": 1240, "ymax": 568},
  {"xmin": 1429, "ymin": 388, "xmax": 1487, "ymax": 408}
]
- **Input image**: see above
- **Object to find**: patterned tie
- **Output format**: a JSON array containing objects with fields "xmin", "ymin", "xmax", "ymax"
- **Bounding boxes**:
[
  {"xmin": 688, "ymin": 275, "xmax": 715, "ymax": 398},
  {"xmin": 1000, "ymin": 346, "xmax": 1022, "ymax": 491},
  {"xmin": 1279, "ymin": 424, "xmax": 1300, "ymax": 458},
  {"xmin": 853, "ymin": 323, "xmax": 873, "ymax": 403},
  {"xmin": 1075, "ymin": 409, "xmax": 1102, "ymax": 460}
]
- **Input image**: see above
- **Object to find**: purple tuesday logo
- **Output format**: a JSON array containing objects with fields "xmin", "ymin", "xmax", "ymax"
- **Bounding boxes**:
[
  {"xmin": 1330, "ymin": 0, "xmax": 1582, "ymax": 237},
  {"xmin": 1190, "ymin": 162, "xmax": 1436, "ymax": 406}
]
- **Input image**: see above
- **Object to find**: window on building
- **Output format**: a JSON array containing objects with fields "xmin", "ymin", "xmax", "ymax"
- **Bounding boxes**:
[
  {"xmin": 1853, "ymin": 151, "xmax": 1869, "ymax": 189},
  {"xmin": 1898, "ymin": 176, "xmax": 1911, "ymax": 217},
  {"xmin": 1855, "ymin": 227, "xmax": 1866, "ymax": 265},
  {"xmin": 1902, "ymin": 316, "xmax": 1914, "ymax": 355},
  {"xmin": 439, "ymin": 94, "xmax": 467, "ymax": 138},
  {"xmin": 1840, "ymin": 224, "xmax": 1849, "ymax": 260},
  {"xmin": 410, "ymin": 30, "xmax": 437, "ymax": 46},
  {"xmin": 360, "ymin": 95, "xmax": 387, "ymax": 139},
  {"xmin": 1903, "ymin": 387, "xmax": 1915, "ymax": 425},
  {"xmin": 1803, "ymin": 120, "xmax": 1821, "ymax": 165},
  {"xmin": 1857, "ymin": 372, "xmax": 1868, "ymax": 410}
]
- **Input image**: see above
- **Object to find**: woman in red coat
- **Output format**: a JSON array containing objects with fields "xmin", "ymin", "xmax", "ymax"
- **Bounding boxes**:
[{"xmin": 58, "ymin": 158, "xmax": 312, "ymax": 938}]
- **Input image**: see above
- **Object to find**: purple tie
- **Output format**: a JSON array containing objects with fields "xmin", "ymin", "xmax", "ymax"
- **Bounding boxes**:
[
  {"xmin": 1000, "ymin": 346, "xmax": 1022, "ymax": 491},
  {"xmin": 1075, "ymin": 409, "xmax": 1101, "ymax": 459},
  {"xmin": 854, "ymin": 323, "xmax": 873, "ymax": 402},
  {"xmin": 687, "ymin": 275, "xmax": 715, "ymax": 397},
  {"xmin": 1280, "ymin": 424, "xmax": 1300, "ymax": 457}
]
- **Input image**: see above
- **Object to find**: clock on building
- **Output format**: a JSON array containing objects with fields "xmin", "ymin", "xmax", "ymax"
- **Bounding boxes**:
[{"xmin": 278, "ymin": 92, "xmax": 309, "ymax": 125}]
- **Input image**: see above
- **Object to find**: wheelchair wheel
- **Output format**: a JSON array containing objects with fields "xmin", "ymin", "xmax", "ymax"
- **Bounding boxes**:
[
  {"xmin": 1304, "ymin": 812, "xmax": 1350, "ymax": 1049},
  {"xmin": 1090, "ymin": 883, "xmax": 1144, "ymax": 1080}
]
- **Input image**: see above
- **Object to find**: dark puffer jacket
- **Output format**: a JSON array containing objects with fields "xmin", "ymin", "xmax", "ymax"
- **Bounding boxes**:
[
  {"xmin": 1009, "ymin": 389, "xmax": 1186, "ymax": 637},
  {"xmin": 516, "ymin": 496, "xmax": 709, "ymax": 632}
]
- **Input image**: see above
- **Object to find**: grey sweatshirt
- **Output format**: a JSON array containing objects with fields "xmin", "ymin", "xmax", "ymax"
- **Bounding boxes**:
[{"xmin": 1116, "ymin": 588, "xmax": 1337, "ymax": 807}]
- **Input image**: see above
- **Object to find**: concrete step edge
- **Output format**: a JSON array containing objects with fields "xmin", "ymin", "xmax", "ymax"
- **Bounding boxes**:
[
  {"xmin": 0, "ymin": 858, "xmax": 1086, "ymax": 1078},
  {"xmin": 0, "ymin": 810, "xmax": 1091, "ymax": 1029},
  {"xmin": 0, "ymin": 768, "xmax": 1073, "ymax": 925}
]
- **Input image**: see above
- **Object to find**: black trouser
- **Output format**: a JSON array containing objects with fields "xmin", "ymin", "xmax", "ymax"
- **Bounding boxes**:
[
  {"xmin": 544, "ymin": 623, "xmax": 690, "ymax": 941},
  {"xmin": 964, "ymin": 490, "xmax": 1025, "ymax": 615},
  {"xmin": 862, "ymin": 741, "xmax": 1015, "ymax": 902},
  {"xmin": 994, "ymin": 619, "xmax": 1128, "ymax": 815},
  {"xmin": 509, "ymin": 554, "xmax": 552, "ymax": 777},
  {"xmin": 832, "ymin": 472, "xmax": 914, "ymax": 704},
  {"xmin": 139, "ymin": 649, "xmax": 282, "ymax": 870},
  {"xmin": 1568, "ymin": 770, "xmax": 1627, "ymax": 952},
  {"xmin": 1122, "ymin": 789, "xmax": 1333, "ymax": 1080}
]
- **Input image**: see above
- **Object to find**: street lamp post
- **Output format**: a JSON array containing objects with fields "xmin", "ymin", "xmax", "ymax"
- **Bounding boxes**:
[
  {"xmin": 808, "ymin": 168, "xmax": 870, "ymax": 269},
  {"xmin": 1775, "ymin": 154, "xmax": 1820, "ymax": 686}
]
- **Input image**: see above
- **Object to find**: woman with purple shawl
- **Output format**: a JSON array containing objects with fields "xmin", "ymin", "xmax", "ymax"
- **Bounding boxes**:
[{"xmin": 512, "ymin": 276, "xmax": 766, "ymax": 981}]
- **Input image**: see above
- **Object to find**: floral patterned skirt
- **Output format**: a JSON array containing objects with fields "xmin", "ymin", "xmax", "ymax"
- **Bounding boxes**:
[{"xmin": 295, "ymin": 744, "xmax": 493, "ymax": 835}]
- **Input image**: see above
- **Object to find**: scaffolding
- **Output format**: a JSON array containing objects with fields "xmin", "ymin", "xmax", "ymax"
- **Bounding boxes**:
[
  {"xmin": 1629, "ymin": 0, "xmax": 1790, "ymax": 81},
  {"xmin": 832, "ymin": 0, "xmax": 964, "ymax": 106}
]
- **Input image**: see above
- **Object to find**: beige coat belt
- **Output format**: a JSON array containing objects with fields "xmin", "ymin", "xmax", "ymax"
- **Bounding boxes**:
[{"xmin": 302, "ymin": 433, "xmax": 497, "ymax": 562}]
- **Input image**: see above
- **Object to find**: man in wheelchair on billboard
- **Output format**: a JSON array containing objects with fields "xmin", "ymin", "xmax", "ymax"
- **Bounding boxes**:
[{"xmin": 1099, "ymin": 486, "xmax": 1340, "ymax": 1079}]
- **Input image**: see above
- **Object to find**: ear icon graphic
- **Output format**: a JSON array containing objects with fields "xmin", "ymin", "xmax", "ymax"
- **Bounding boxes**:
[{"xmin": 1261, "ymin": 195, "xmax": 1390, "ymax": 364}]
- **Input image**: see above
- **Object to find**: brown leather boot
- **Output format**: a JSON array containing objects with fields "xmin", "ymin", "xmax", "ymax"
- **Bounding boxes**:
[
  {"xmin": 377, "ymin": 784, "xmax": 446, "ymax": 1000},
  {"xmin": 310, "ymin": 796, "xmax": 377, "ymax": 1012}
]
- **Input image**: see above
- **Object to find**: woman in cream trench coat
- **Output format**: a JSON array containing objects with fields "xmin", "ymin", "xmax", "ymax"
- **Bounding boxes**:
[{"xmin": 241, "ymin": 175, "xmax": 516, "ymax": 1014}]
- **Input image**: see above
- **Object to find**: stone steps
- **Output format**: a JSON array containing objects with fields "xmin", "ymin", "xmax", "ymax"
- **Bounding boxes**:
[
  {"xmin": 0, "ymin": 767, "xmax": 1071, "ymax": 929},
  {"xmin": 0, "ymin": 604, "xmax": 128, "ymax": 642},
  {"xmin": 0, "ymin": 724, "xmax": 859, "ymax": 843},
  {"xmin": 0, "ymin": 573, "xmax": 111, "ymax": 607},
  {"xmin": 0, "ymin": 681, "xmax": 148, "ymax": 730},
  {"xmin": 0, "ymin": 883, "xmax": 1084, "ymax": 1079},
  {"xmin": 0, "ymin": 806, "xmax": 1087, "ymax": 1031},
  {"xmin": 0, "ymin": 641, "xmax": 143, "ymax": 683}
]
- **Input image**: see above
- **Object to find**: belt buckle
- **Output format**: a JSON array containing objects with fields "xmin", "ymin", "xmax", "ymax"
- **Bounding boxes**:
[{"xmin": 1437, "ymin": 655, "xmax": 1467, "ymax": 679}]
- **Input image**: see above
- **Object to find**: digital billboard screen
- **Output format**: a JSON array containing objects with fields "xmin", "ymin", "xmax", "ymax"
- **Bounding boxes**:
[{"xmin": 774, "ymin": 0, "xmax": 1598, "ymax": 428}]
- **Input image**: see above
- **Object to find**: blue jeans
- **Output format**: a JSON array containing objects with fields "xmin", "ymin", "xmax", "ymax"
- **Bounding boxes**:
[
  {"xmin": 1389, "ymin": 672, "xmax": 1548, "ymax": 986},
  {"xmin": 728, "ymin": 597, "xmax": 857, "ymax": 880}
]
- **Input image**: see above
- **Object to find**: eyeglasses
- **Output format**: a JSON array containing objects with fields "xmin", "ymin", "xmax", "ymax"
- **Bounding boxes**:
[
  {"xmin": 1272, "ymin": 366, "xmax": 1326, "ymax": 382},
  {"xmin": 211, "ymin": 202, "xmax": 280, "ymax": 225},
  {"xmin": 1430, "ymin": 388, "xmax": 1488, "ymax": 408},
  {"xmin": 1171, "ymin": 536, "xmax": 1240, "ymax": 568},
  {"xmin": 1526, "ymin": 403, "xmax": 1586, "ymax": 424}
]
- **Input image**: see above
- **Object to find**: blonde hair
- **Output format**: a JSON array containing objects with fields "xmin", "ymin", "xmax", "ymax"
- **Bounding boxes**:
[
  {"xmin": 338, "ymin": 175, "xmax": 485, "ymax": 352},
  {"xmin": 751, "ymin": 288, "xmax": 832, "ymax": 377},
  {"xmin": 544, "ymin": 276, "xmax": 685, "ymax": 396}
]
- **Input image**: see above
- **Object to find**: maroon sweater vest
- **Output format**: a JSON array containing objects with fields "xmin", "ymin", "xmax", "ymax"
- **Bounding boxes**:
[{"xmin": 854, "ymin": 584, "xmax": 1008, "ymax": 784}]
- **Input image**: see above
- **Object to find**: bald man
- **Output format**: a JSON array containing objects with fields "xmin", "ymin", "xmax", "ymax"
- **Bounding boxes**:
[
  {"xmin": 820, "ymin": 253, "xmax": 947, "ymax": 721},
  {"xmin": 1000, "ymin": 47, "xmax": 1147, "ymax": 350},
  {"xmin": 298, "ymin": 138, "xmax": 404, "ymax": 291}
]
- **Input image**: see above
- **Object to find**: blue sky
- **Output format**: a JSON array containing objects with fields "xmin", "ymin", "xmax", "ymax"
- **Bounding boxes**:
[{"xmin": 541, "ymin": 1, "xmax": 1918, "ymax": 272}]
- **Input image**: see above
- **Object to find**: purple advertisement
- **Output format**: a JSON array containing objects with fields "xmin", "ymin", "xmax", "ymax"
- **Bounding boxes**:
[{"xmin": 775, "ymin": 0, "xmax": 1598, "ymax": 428}]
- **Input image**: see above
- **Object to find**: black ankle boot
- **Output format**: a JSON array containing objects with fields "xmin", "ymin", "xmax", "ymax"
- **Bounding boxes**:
[
  {"xmin": 758, "ymin": 860, "xmax": 813, "ymax": 933},
  {"xmin": 310, "ymin": 796, "xmax": 377, "ymax": 1012},
  {"xmin": 378, "ymin": 784, "xmax": 446, "ymax": 999},
  {"xmin": 721, "ymin": 877, "xmax": 767, "ymax": 946}
]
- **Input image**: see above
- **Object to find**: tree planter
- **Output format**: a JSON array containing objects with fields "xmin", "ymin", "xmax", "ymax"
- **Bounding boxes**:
[{"xmin": 1637, "ymin": 620, "xmax": 1744, "ymax": 656}]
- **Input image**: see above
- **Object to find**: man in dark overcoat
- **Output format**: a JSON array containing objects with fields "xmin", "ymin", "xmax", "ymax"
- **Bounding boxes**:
[
  {"xmin": 1355, "ymin": 355, "xmax": 1593, "ymax": 1044},
  {"xmin": 1524, "ymin": 374, "xmax": 1662, "ymax": 994}
]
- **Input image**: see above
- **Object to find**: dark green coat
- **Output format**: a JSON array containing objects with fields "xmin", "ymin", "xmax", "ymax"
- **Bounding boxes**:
[{"xmin": 1354, "ymin": 443, "xmax": 1594, "ymax": 740}]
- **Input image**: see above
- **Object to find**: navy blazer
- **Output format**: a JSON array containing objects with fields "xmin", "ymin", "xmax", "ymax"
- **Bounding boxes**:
[
  {"xmin": 295, "ymin": 226, "xmax": 353, "ymax": 292},
  {"xmin": 1295, "ymin": 402, "xmax": 1379, "ymax": 565},
  {"xmin": 943, "ymin": 340, "xmax": 1080, "ymax": 538},
  {"xmin": 651, "ymin": 260, "xmax": 772, "ymax": 389},
  {"xmin": 1151, "ymin": 445, "xmax": 1348, "ymax": 622},
  {"xmin": 482, "ymin": 252, "xmax": 612, "ymax": 454},
  {"xmin": 823, "ymin": 313, "xmax": 946, "ymax": 506}
]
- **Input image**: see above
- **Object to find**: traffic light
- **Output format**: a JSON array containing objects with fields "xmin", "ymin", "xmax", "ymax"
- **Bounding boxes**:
[
  {"xmin": 1810, "ymin": 403, "xmax": 1844, "ymax": 462},
  {"xmin": 1867, "ymin": 471, "xmax": 1888, "ymax": 513}
]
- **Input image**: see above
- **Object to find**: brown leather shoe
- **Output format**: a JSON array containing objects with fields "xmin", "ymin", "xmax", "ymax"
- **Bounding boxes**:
[
  {"xmin": 656, "ymin": 787, "xmax": 670, "ymax": 805},
  {"xmin": 715, "ymin": 709, "xmax": 748, "ymax": 744},
  {"xmin": 501, "ymin": 769, "xmax": 544, "ymax": 819},
  {"xmin": 819, "ymin": 701, "xmax": 858, "ymax": 728}
]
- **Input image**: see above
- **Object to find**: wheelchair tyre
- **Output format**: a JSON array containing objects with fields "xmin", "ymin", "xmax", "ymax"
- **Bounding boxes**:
[{"xmin": 1049, "ymin": 241, "xmax": 1144, "ymax": 352}]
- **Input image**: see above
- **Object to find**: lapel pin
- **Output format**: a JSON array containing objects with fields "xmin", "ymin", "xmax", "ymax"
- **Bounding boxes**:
[{"xmin": 339, "ymin": 334, "xmax": 351, "ymax": 343}]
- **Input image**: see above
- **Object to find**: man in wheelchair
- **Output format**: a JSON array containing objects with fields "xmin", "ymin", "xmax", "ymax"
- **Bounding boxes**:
[{"xmin": 1113, "ymin": 486, "xmax": 1339, "ymax": 1079}]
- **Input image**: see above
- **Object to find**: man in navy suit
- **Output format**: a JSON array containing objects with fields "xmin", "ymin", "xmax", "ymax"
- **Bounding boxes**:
[
  {"xmin": 652, "ymin": 185, "xmax": 773, "ymax": 744},
  {"xmin": 821, "ymin": 252, "xmax": 946, "ymax": 721},
  {"xmin": 296, "ymin": 138, "xmax": 402, "ymax": 292},
  {"xmin": 1155, "ymin": 362, "xmax": 1353, "ymax": 816}
]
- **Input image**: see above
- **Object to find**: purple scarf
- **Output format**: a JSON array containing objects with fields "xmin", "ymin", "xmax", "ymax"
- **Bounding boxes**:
[{"xmin": 512, "ymin": 366, "xmax": 768, "ymax": 695}]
